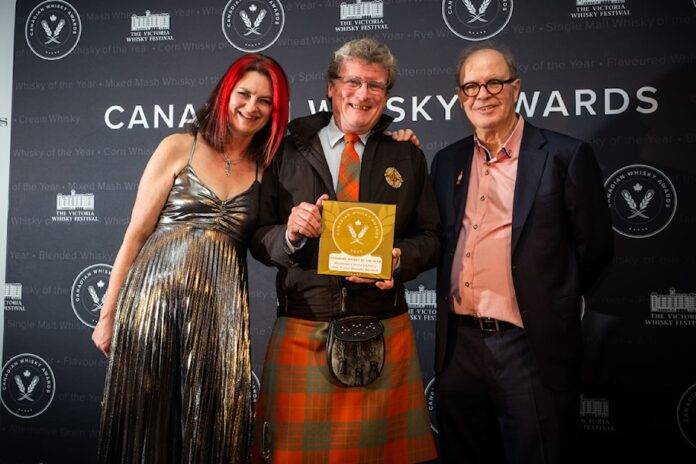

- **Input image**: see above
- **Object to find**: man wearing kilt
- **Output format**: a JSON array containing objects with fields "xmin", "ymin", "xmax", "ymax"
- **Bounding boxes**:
[{"xmin": 250, "ymin": 38, "xmax": 440, "ymax": 463}]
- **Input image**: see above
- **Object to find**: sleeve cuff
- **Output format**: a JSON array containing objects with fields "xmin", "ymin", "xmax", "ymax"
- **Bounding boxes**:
[{"xmin": 285, "ymin": 228, "xmax": 307, "ymax": 253}]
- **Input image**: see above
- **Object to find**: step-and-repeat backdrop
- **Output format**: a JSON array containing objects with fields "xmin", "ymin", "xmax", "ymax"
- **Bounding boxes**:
[{"xmin": 2, "ymin": 0, "xmax": 696, "ymax": 462}]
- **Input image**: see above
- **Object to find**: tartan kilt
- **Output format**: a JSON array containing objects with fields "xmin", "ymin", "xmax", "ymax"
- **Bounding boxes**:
[{"xmin": 252, "ymin": 313, "xmax": 437, "ymax": 463}]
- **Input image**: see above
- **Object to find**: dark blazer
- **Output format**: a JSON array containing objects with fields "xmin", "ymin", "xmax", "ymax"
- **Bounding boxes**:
[
  {"xmin": 250, "ymin": 112, "xmax": 441, "ymax": 321},
  {"xmin": 430, "ymin": 122, "xmax": 613, "ymax": 390}
]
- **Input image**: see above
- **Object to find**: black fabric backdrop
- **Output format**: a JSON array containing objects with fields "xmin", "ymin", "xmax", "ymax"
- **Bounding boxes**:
[{"xmin": 2, "ymin": 0, "xmax": 696, "ymax": 462}]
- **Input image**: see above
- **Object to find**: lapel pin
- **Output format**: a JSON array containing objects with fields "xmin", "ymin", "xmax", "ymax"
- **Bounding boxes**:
[
  {"xmin": 384, "ymin": 167, "xmax": 403, "ymax": 188},
  {"xmin": 456, "ymin": 170, "xmax": 463, "ymax": 186}
]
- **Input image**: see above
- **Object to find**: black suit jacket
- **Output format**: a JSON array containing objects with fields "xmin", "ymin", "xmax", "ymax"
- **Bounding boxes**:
[
  {"xmin": 430, "ymin": 122, "xmax": 613, "ymax": 390},
  {"xmin": 250, "ymin": 112, "xmax": 441, "ymax": 321}
]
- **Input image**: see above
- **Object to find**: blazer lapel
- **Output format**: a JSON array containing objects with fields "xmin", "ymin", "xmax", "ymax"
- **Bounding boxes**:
[
  {"xmin": 302, "ymin": 135, "xmax": 337, "ymax": 199},
  {"xmin": 453, "ymin": 138, "xmax": 475, "ymax": 240},
  {"xmin": 511, "ymin": 124, "xmax": 548, "ymax": 253},
  {"xmin": 289, "ymin": 112, "xmax": 337, "ymax": 199}
]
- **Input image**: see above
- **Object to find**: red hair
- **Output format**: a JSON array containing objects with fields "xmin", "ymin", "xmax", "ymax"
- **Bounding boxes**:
[{"xmin": 193, "ymin": 54, "xmax": 289, "ymax": 167}]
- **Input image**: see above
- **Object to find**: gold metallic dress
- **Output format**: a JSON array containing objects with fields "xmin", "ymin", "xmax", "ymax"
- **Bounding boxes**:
[{"xmin": 99, "ymin": 140, "xmax": 258, "ymax": 463}]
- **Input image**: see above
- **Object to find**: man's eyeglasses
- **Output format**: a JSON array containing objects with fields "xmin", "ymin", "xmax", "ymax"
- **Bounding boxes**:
[
  {"xmin": 459, "ymin": 78, "xmax": 517, "ymax": 97},
  {"xmin": 336, "ymin": 75, "xmax": 388, "ymax": 94}
]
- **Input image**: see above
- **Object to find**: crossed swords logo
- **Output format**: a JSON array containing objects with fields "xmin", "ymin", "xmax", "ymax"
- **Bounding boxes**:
[
  {"xmin": 621, "ymin": 183, "xmax": 655, "ymax": 219},
  {"xmin": 41, "ymin": 14, "xmax": 65, "ymax": 45},
  {"xmin": 462, "ymin": 0, "xmax": 492, "ymax": 23},
  {"xmin": 14, "ymin": 371, "xmax": 39, "ymax": 402},
  {"xmin": 240, "ymin": 4, "xmax": 267, "ymax": 36}
]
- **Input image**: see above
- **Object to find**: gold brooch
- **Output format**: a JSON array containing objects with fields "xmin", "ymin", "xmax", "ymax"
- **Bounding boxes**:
[{"xmin": 384, "ymin": 167, "xmax": 403, "ymax": 188}]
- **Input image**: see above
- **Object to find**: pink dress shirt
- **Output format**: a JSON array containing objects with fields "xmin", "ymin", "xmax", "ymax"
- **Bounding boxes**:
[{"xmin": 450, "ymin": 117, "xmax": 525, "ymax": 327}]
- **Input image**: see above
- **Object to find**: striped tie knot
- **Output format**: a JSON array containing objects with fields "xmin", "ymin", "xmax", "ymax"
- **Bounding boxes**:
[{"xmin": 344, "ymin": 133, "xmax": 359, "ymax": 144}]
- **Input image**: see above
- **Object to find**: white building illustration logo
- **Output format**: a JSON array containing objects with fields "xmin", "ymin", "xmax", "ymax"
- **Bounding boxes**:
[
  {"xmin": 4, "ymin": 283, "xmax": 25, "ymax": 311},
  {"xmin": 651, "ymin": 288, "xmax": 696, "ymax": 313},
  {"xmin": 645, "ymin": 288, "xmax": 696, "ymax": 328},
  {"xmin": 580, "ymin": 395, "xmax": 609, "ymax": 418},
  {"xmin": 406, "ymin": 284, "xmax": 436, "ymax": 308},
  {"xmin": 127, "ymin": 10, "xmax": 174, "ymax": 42},
  {"xmin": 406, "ymin": 284, "xmax": 437, "ymax": 321},
  {"xmin": 1, "ymin": 353, "xmax": 56, "ymax": 418},
  {"xmin": 336, "ymin": 1, "xmax": 388, "ymax": 33},
  {"xmin": 52, "ymin": 189, "xmax": 99, "ymax": 223},
  {"xmin": 340, "ymin": 1, "xmax": 383, "ymax": 20}
]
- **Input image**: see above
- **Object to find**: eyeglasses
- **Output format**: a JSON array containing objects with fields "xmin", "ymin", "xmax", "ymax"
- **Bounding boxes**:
[
  {"xmin": 336, "ymin": 75, "xmax": 388, "ymax": 94},
  {"xmin": 459, "ymin": 78, "xmax": 517, "ymax": 97}
]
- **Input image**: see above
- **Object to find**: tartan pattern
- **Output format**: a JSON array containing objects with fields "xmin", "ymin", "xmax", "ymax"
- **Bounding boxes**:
[
  {"xmin": 336, "ymin": 133, "xmax": 361, "ymax": 202},
  {"xmin": 252, "ymin": 313, "xmax": 437, "ymax": 463}
]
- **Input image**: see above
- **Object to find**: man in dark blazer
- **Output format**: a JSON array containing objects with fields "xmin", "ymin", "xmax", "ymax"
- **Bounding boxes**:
[{"xmin": 430, "ymin": 43, "xmax": 613, "ymax": 463}]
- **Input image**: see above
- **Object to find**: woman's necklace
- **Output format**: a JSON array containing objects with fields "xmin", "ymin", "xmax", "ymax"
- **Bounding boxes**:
[{"xmin": 219, "ymin": 152, "xmax": 245, "ymax": 176}]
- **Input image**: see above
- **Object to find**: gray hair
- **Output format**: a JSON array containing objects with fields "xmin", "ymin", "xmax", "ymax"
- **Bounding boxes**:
[
  {"xmin": 455, "ymin": 41, "xmax": 518, "ymax": 85},
  {"xmin": 327, "ymin": 38, "xmax": 397, "ymax": 92}
]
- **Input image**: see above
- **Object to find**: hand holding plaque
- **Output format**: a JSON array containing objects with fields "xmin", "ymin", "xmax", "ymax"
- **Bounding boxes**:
[{"xmin": 317, "ymin": 201, "xmax": 396, "ymax": 280}]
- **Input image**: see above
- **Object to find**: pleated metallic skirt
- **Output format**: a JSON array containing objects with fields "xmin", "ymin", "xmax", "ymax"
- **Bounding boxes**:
[{"xmin": 98, "ymin": 224, "xmax": 252, "ymax": 463}]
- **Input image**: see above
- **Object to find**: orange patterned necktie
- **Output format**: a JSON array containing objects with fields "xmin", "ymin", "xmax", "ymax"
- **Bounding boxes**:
[{"xmin": 336, "ymin": 133, "xmax": 360, "ymax": 202}]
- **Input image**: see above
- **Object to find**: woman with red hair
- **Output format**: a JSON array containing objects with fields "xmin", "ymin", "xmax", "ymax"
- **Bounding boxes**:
[{"xmin": 92, "ymin": 53, "xmax": 289, "ymax": 463}]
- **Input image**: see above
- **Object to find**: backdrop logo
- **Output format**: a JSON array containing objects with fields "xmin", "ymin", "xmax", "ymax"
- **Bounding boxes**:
[
  {"xmin": 4, "ymin": 283, "xmax": 25, "ymax": 312},
  {"xmin": 336, "ymin": 0, "xmax": 389, "ymax": 32},
  {"xmin": 442, "ymin": 0, "xmax": 513, "ymax": 41},
  {"xmin": 580, "ymin": 394, "xmax": 614, "ymax": 432},
  {"xmin": 127, "ymin": 10, "xmax": 174, "ymax": 43},
  {"xmin": 71, "ymin": 264, "xmax": 112, "ymax": 328},
  {"xmin": 571, "ymin": 0, "xmax": 631, "ymax": 19},
  {"xmin": 1, "ymin": 353, "xmax": 56, "ymax": 418},
  {"xmin": 222, "ymin": 0, "xmax": 285, "ymax": 52},
  {"xmin": 25, "ymin": 0, "xmax": 81, "ymax": 60},
  {"xmin": 251, "ymin": 371, "xmax": 261, "ymax": 409},
  {"xmin": 424, "ymin": 377, "xmax": 439, "ymax": 434},
  {"xmin": 645, "ymin": 288, "xmax": 696, "ymax": 328},
  {"xmin": 678, "ymin": 382, "xmax": 696, "ymax": 449},
  {"xmin": 604, "ymin": 164, "xmax": 676, "ymax": 238},
  {"xmin": 406, "ymin": 284, "xmax": 436, "ymax": 322},
  {"xmin": 52, "ymin": 189, "xmax": 99, "ymax": 223}
]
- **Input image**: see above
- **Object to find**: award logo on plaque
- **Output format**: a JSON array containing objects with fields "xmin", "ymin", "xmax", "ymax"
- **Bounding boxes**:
[{"xmin": 318, "ymin": 201, "xmax": 396, "ymax": 280}]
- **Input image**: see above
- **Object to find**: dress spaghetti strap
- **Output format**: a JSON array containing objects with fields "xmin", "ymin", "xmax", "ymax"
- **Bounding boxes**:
[{"xmin": 187, "ymin": 136, "xmax": 198, "ymax": 165}]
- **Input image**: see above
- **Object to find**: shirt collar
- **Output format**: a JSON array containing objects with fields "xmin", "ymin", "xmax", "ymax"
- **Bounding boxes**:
[
  {"xmin": 327, "ymin": 116, "xmax": 370, "ymax": 148},
  {"xmin": 474, "ymin": 115, "xmax": 524, "ymax": 163}
]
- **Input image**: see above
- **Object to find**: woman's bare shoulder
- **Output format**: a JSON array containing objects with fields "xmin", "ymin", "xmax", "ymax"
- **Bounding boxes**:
[{"xmin": 151, "ymin": 133, "xmax": 195, "ymax": 174}]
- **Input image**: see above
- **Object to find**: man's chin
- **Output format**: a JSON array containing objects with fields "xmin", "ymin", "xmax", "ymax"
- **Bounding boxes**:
[
  {"xmin": 471, "ymin": 117, "xmax": 504, "ymax": 132},
  {"xmin": 341, "ymin": 119, "xmax": 375, "ymax": 134}
]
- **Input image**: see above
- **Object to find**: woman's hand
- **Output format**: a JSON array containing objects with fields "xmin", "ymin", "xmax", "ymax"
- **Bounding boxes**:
[
  {"xmin": 385, "ymin": 129, "xmax": 421, "ymax": 148},
  {"xmin": 345, "ymin": 248, "xmax": 401, "ymax": 290},
  {"xmin": 92, "ymin": 316, "xmax": 114, "ymax": 357}
]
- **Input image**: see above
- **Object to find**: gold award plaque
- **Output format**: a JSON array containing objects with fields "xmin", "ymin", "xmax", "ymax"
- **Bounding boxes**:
[{"xmin": 318, "ymin": 201, "xmax": 396, "ymax": 280}]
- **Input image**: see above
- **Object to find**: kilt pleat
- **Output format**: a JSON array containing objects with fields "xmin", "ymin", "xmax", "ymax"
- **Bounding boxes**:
[{"xmin": 252, "ymin": 313, "xmax": 437, "ymax": 463}]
